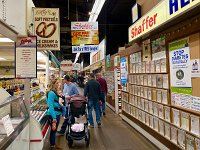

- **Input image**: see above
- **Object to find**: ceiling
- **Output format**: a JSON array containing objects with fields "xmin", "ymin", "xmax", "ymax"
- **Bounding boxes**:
[{"xmin": 32, "ymin": 0, "xmax": 136, "ymax": 66}]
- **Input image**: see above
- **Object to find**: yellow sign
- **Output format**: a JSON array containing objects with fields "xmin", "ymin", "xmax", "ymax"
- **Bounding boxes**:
[
  {"xmin": 71, "ymin": 30, "xmax": 99, "ymax": 45},
  {"xmin": 128, "ymin": 0, "xmax": 200, "ymax": 42}
]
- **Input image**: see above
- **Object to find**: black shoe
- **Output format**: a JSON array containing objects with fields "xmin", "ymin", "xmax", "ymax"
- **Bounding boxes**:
[
  {"xmin": 103, "ymin": 112, "xmax": 106, "ymax": 116},
  {"xmin": 57, "ymin": 130, "xmax": 65, "ymax": 135},
  {"xmin": 97, "ymin": 122, "xmax": 101, "ymax": 127}
]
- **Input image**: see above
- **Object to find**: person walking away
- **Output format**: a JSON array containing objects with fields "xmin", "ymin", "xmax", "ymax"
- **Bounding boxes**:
[
  {"xmin": 96, "ymin": 73, "xmax": 108, "ymax": 116},
  {"xmin": 57, "ymin": 75, "xmax": 79, "ymax": 135},
  {"xmin": 46, "ymin": 79, "xmax": 62, "ymax": 149},
  {"xmin": 84, "ymin": 73, "xmax": 101, "ymax": 128}
]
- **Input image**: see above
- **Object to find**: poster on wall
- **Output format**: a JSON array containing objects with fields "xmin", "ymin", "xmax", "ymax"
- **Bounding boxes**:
[
  {"xmin": 114, "ymin": 55, "xmax": 120, "ymax": 68},
  {"xmin": 106, "ymin": 55, "xmax": 111, "ymax": 68},
  {"xmin": 169, "ymin": 38, "xmax": 192, "ymax": 94},
  {"xmin": 33, "ymin": 8, "xmax": 60, "ymax": 50},
  {"xmin": 142, "ymin": 39, "xmax": 151, "ymax": 61},
  {"xmin": 15, "ymin": 36, "xmax": 37, "ymax": 78},
  {"xmin": 120, "ymin": 57, "xmax": 128, "ymax": 85},
  {"xmin": 191, "ymin": 59, "xmax": 200, "ymax": 77},
  {"xmin": 151, "ymin": 35, "xmax": 166, "ymax": 60}
]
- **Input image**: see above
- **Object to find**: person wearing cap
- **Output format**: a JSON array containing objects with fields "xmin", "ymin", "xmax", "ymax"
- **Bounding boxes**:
[
  {"xmin": 57, "ymin": 74, "xmax": 79, "ymax": 135},
  {"xmin": 84, "ymin": 73, "xmax": 101, "ymax": 128}
]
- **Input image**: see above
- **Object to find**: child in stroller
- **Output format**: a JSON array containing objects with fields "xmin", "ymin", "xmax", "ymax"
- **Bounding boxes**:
[{"xmin": 66, "ymin": 95, "xmax": 90, "ymax": 147}]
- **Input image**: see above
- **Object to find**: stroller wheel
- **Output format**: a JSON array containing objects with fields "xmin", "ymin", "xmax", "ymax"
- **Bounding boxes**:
[
  {"xmin": 68, "ymin": 139, "xmax": 73, "ymax": 148},
  {"xmin": 85, "ymin": 131, "xmax": 90, "ymax": 147}
]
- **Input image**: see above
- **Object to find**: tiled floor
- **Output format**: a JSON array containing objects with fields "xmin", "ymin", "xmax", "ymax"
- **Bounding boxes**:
[{"xmin": 43, "ymin": 87, "xmax": 158, "ymax": 150}]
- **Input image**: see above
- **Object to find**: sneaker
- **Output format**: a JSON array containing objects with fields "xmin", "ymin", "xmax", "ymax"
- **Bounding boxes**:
[
  {"xmin": 103, "ymin": 112, "xmax": 106, "ymax": 116},
  {"xmin": 89, "ymin": 124, "xmax": 94, "ymax": 128},
  {"xmin": 97, "ymin": 122, "xmax": 101, "ymax": 127},
  {"xmin": 57, "ymin": 130, "xmax": 65, "ymax": 135}
]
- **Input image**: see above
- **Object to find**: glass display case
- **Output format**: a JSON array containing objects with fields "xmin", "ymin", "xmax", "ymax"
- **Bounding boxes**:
[{"xmin": 0, "ymin": 89, "xmax": 29, "ymax": 150}]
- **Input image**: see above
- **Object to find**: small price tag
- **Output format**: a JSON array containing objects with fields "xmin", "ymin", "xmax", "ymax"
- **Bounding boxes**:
[{"xmin": 2, "ymin": 115, "xmax": 14, "ymax": 136}]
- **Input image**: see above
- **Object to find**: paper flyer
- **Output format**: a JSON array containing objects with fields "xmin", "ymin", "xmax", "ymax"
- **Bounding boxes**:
[
  {"xmin": 169, "ymin": 38, "xmax": 192, "ymax": 94},
  {"xmin": 2, "ymin": 115, "xmax": 14, "ymax": 136},
  {"xmin": 191, "ymin": 59, "xmax": 200, "ymax": 77},
  {"xmin": 178, "ymin": 129, "xmax": 186, "ymax": 149},
  {"xmin": 190, "ymin": 115, "xmax": 200, "ymax": 136}
]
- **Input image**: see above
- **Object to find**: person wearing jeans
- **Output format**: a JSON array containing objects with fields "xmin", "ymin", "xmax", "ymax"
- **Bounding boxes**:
[
  {"xmin": 84, "ymin": 73, "xmax": 101, "ymax": 128},
  {"xmin": 96, "ymin": 73, "xmax": 108, "ymax": 115}
]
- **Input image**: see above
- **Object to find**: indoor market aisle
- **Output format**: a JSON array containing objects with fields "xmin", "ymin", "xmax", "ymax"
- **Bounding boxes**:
[{"xmin": 43, "ymin": 87, "xmax": 158, "ymax": 150}]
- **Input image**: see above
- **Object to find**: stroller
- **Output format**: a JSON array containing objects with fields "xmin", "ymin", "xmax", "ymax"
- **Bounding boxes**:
[{"xmin": 66, "ymin": 95, "xmax": 90, "ymax": 147}]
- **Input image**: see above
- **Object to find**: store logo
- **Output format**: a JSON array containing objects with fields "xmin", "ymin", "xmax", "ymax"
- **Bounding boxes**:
[
  {"xmin": 169, "ymin": 0, "xmax": 197, "ymax": 15},
  {"xmin": 20, "ymin": 39, "xmax": 32, "ymax": 45}
]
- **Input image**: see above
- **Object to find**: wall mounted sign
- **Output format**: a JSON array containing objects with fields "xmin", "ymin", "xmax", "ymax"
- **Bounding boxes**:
[
  {"xmin": 15, "ymin": 36, "xmax": 37, "ymax": 78},
  {"xmin": 33, "ymin": 8, "xmax": 60, "ymax": 50},
  {"xmin": 120, "ymin": 57, "xmax": 128, "ymax": 84},
  {"xmin": 128, "ymin": 0, "xmax": 200, "ymax": 42},
  {"xmin": 169, "ymin": 38, "xmax": 192, "ymax": 94},
  {"xmin": 60, "ymin": 60, "xmax": 73, "ymax": 71}
]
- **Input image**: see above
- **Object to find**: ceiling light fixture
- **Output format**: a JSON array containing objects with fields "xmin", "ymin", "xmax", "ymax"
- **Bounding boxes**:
[
  {"xmin": 89, "ymin": 0, "xmax": 106, "ymax": 22},
  {"xmin": 0, "ymin": 57, "xmax": 6, "ymax": 60},
  {"xmin": 0, "ymin": 38, "xmax": 14, "ymax": 42}
]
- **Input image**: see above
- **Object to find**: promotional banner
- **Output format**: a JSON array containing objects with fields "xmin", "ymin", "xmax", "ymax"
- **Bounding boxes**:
[
  {"xmin": 72, "ymin": 45, "xmax": 98, "ymax": 53},
  {"xmin": 60, "ymin": 60, "xmax": 73, "ymax": 71},
  {"xmin": 106, "ymin": 55, "xmax": 111, "ymax": 68},
  {"xmin": 33, "ymin": 8, "xmax": 60, "ymax": 50},
  {"xmin": 169, "ymin": 38, "xmax": 192, "ymax": 94},
  {"xmin": 120, "ymin": 57, "xmax": 128, "ymax": 84},
  {"xmin": 15, "ymin": 36, "xmax": 37, "ymax": 78}
]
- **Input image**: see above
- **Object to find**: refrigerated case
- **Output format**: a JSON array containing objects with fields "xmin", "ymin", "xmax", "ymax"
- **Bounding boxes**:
[{"xmin": 0, "ymin": 89, "xmax": 29, "ymax": 150}]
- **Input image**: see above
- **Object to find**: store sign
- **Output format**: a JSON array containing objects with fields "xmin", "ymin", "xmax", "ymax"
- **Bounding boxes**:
[
  {"xmin": 120, "ymin": 57, "xmax": 128, "ymax": 84},
  {"xmin": 33, "ymin": 8, "xmax": 60, "ymax": 50},
  {"xmin": 60, "ymin": 60, "xmax": 73, "ymax": 71},
  {"xmin": 128, "ymin": 0, "xmax": 200, "ymax": 42},
  {"xmin": 191, "ymin": 59, "xmax": 200, "ymax": 78},
  {"xmin": 71, "ymin": 22, "xmax": 99, "ymax": 53},
  {"xmin": 169, "ymin": 0, "xmax": 199, "ymax": 18},
  {"xmin": 72, "ymin": 63, "xmax": 81, "ymax": 71},
  {"xmin": 169, "ymin": 38, "xmax": 192, "ymax": 94},
  {"xmin": 72, "ymin": 45, "xmax": 99, "ymax": 53},
  {"xmin": 132, "ymin": 3, "xmax": 141, "ymax": 23},
  {"xmin": 15, "ymin": 36, "xmax": 37, "ymax": 78}
]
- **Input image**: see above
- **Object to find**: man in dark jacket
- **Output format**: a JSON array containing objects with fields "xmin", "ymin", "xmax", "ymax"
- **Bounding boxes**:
[
  {"xmin": 96, "ymin": 73, "xmax": 108, "ymax": 116},
  {"xmin": 84, "ymin": 73, "xmax": 101, "ymax": 128}
]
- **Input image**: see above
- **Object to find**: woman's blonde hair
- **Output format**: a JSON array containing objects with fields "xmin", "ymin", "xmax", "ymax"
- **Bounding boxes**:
[{"xmin": 46, "ymin": 78, "xmax": 61, "ymax": 93}]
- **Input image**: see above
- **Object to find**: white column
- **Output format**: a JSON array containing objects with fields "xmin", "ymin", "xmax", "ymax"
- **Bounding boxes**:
[{"xmin": 45, "ymin": 54, "xmax": 49, "ymax": 88}]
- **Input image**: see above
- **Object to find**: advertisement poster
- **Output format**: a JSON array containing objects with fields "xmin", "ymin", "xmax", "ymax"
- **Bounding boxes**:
[
  {"xmin": 169, "ymin": 38, "xmax": 192, "ymax": 94},
  {"xmin": 114, "ymin": 55, "xmax": 120, "ymax": 67},
  {"xmin": 142, "ymin": 39, "xmax": 151, "ymax": 61},
  {"xmin": 15, "ymin": 36, "xmax": 37, "ymax": 78},
  {"xmin": 191, "ymin": 59, "xmax": 200, "ymax": 77},
  {"xmin": 33, "ymin": 8, "xmax": 60, "ymax": 50},
  {"xmin": 120, "ymin": 57, "xmax": 128, "ymax": 84},
  {"xmin": 151, "ymin": 36, "xmax": 166, "ymax": 60},
  {"xmin": 106, "ymin": 55, "xmax": 111, "ymax": 68},
  {"xmin": 71, "ymin": 22, "xmax": 99, "ymax": 53}
]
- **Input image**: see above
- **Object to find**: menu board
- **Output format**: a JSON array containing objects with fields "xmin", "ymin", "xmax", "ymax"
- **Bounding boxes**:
[{"xmin": 15, "ymin": 36, "xmax": 37, "ymax": 78}]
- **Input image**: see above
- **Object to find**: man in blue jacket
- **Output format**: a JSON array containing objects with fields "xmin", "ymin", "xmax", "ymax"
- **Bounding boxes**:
[{"xmin": 84, "ymin": 73, "xmax": 101, "ymax": 128}]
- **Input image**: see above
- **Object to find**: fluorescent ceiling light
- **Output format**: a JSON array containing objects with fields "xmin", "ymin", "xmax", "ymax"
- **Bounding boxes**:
[
  {"xmin": 0, "ymin": 38, "xmax": 14, "ymax": 42},
  {"xmin": 89, "ymin": 0, "xmax": 106, "ymax": 22},
  {"xmin": 74, "ymin": 53, "xmax": 80, "ymax": 64},
  {"xmin": 0, "ymin": 57, "xmax": 6, "ymax": 60}
]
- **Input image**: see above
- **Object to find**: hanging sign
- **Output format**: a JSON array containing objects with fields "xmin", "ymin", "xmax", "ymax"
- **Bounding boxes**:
[
  {"xmin": 106, "ymin": 55, "xmax": 111, "ymax": 68},
  {"xmin": 169, "ymin": 38, "xmax": 192, "ymax": 94},
  {"xmin": 72, "ymin": 45, "xmax": 99, "ymax": 53},
  {"xmin": 60, "ymin": 60, "xmax": 73, "ymax": 71},
  {"xmin": 15, "ymin": 36, "xmax": 37, "ymax": 78},
  {"xmin": 72, "ymin": 63, "xmax": 81, "ymax": 71},
  {"xmin": 120, "ymin": 57, "xmax": 128, "ymax": 84},
  {"xmin": 191, "ymin": 59, "xmax": 200, "ymax": 78},
  {"xmin": 132, "ymin": 3, "xmax": 141, "ymax": 23},
  {"xmin": 33, "ymin": 8, "xmax": 60, "ymax": 50}
]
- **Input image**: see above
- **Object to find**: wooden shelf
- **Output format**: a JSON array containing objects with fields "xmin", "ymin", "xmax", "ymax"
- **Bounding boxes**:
[
  {"xmin": 128, "ymin": 83, "xmax": 169, "ymax": 90},
  {"xmin": 129, "ymin": 72, "xmax": 168, "ymax": 75}
]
